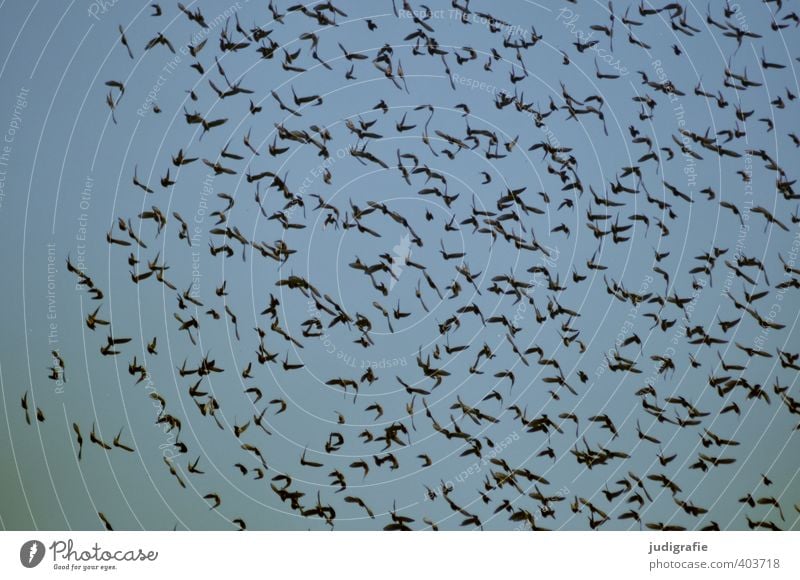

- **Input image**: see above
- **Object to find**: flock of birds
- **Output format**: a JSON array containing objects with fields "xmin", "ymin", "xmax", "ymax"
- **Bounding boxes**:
[{"xmin": 22, "ymin": 0, "xmax": 800, "ymax": 530}]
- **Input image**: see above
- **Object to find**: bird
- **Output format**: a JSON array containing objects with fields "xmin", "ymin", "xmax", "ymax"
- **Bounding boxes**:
[{"xmin": 98, "ymin": 512, "xmax": 114, "ymax": 531}]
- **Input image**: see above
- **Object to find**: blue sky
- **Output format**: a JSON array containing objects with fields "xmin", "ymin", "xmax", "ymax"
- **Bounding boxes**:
[{"xmin": 0, "ymin": 0, "xmax": 798, "ymax": 531}]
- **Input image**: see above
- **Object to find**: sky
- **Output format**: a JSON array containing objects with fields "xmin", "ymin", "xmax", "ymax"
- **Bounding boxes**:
[{"xmin": 0, "ymin": 0, "xmax": 799, "ymax": 531}]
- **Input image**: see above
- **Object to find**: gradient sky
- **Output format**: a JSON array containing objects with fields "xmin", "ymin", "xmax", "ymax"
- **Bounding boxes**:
[{"xmin": 0, "ymin": 0, "xmax": 799, "ymax": 531}]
